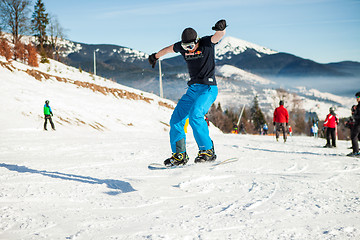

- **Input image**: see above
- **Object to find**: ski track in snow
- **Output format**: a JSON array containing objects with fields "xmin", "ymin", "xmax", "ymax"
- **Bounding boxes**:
[{"xmin": 0, "ymin": 130, "xmax": 359, "ymax": 240}]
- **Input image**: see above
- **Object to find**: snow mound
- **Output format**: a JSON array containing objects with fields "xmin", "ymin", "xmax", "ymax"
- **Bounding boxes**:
[{"xmin": 217, "ymin": 65, "xmax": 273, "ymax": 85}]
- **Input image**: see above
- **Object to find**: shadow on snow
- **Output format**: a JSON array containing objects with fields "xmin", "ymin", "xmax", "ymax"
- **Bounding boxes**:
[
  {"xmin": 243, "ymin": 146, "xmax": 340, "ymax": 157},
  {"xmin": 0, "ymin": 163, "xmax": 136, "ymax": 196}
]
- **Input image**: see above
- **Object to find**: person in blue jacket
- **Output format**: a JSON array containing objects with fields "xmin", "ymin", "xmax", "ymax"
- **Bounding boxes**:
[
  {"xmin": 44, "ymin": 100, "xmax": 55, "ymax": 131},
  {"xmin": 148, "ymin": 19, "xmax": 226, "ymax": 167},
  {"xmin": 263, "ymin": 123, "xmax": 268, "ymax": 135}
]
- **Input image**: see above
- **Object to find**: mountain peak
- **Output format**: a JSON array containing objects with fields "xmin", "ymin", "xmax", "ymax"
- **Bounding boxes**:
[{"xmin": 215, "ymin": 36, "xmax": 278, "ymax": 59}]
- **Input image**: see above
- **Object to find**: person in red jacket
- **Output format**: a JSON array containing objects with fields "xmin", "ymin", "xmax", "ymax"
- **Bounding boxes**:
[
  {"xmin": 323, "ymin": 107, "xmax": 339, "ymax": 148},
  {"xmin": 273, "ymin": 100, "xmax": 289, "ymax": 142}
]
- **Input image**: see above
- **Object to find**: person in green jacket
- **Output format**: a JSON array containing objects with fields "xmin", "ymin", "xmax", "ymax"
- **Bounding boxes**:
[{"xmin": 44, "ymin": 100, "xmax": 55, "ymax": 131}]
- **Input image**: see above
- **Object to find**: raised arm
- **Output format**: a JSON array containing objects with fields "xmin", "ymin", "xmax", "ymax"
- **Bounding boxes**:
[{"xmin": 211, "ymin": 19, "xmax": 227, "ymax": 44}]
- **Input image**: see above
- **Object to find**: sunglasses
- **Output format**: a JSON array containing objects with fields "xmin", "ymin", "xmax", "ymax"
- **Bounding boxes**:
[{"xmin": 181, "ymin": 38, "xmax": 199, "ymax": 51}]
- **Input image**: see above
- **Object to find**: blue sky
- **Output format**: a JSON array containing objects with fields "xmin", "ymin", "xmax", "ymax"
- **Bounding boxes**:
[{"xmin": 44, "ymin": 0, "xmax": 360, "ymax": 63}]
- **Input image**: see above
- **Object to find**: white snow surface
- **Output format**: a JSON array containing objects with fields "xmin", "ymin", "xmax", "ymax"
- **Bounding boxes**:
[{"xmin": 1, "ymin": 57, "xmax": 360, "ymax": 240}]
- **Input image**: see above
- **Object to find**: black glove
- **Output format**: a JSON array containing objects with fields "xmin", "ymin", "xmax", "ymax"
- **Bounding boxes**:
[
  {"xmin": 286, "ymin": 123, "xmax": 288, "ymax": 126},
  {"xmin": 148, "ymin": 53, "xmax": 158, "ymax": 68},
  {"xmin": 273, "ymin": 122, "xmax": 275, "ymax": 126},
  {"xmin": 212, "ymin": 19, "xmax": 227, "ymax": 31}
]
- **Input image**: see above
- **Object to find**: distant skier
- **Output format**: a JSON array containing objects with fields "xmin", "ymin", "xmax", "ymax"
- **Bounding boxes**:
[
  {"xmin": 273, "ymin": 100, "xmax": 289, "ymax": 142},
  {"xmin": 239, "ymin": 122, "xmax": 246, "ymax": 134},
  {"xmin": 232, "ymin": 124, "xmax": 239, "ymax": 134},
  {"xmin": 323, "ymin": 107, "xmax": 338, "ymax": 148},
  {"xmin": 288, "ymin": 125, "xmax": 293, "ymax": 137},
  {"xmin": 263, "ymin": 123, "xmax": 268, "ymax": 135},
  {"xmin": 312, "ymin": 123, "xmax": 318, "ymax": 138},
  {"xmin": 345, "ymin": 105, "xmax": 356, "ymax": 131},
  {"xmin": 347, "ymin": 92, "xmax": 360, "ymax": 157},
  {"xmin": 44, "ymin": 100, "xmax": 55, "ymax": 131},
  {"xmin": 205, "ymin": 115, "xmax": 210, "ymax": 127},
  {"xmin": 345, "ymin": 105, "xmax": 358, "ymax": 149},
  {"xmin": 148, "ymin": 19, "xmax": 226, "ymax": 167}
]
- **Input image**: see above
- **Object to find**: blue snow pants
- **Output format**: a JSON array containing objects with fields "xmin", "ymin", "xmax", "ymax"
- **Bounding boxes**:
[{"xmin": 170, "ymin": 84, "xmax": 218, "ymax": 153}]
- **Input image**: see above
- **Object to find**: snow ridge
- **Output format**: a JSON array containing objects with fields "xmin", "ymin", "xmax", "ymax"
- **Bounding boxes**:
[{"xmin": 215, "ymin": 36, "xmax": 278, "ymax": 60}]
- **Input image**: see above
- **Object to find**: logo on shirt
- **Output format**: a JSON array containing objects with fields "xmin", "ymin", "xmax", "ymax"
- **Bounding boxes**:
[{"xmin": 185, "ymin": 50, "xmax": 203, "ymax": 60}]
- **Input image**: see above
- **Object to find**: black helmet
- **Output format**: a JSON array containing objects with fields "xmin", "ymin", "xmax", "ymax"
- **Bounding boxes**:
[
  {"xmin": 181, "ymin": 27, "xmax": 198, "ymax": 43},
  {"xmin": 45, "ymin": 100, "xmax": 49, "ymax": 104},
  {"xmin": 355, "ymin": 91, "xmax": 360, "ymax": 98},
  {"xmin": 279, "ymin": 100, "xmax": 284, "ymax": 106}
]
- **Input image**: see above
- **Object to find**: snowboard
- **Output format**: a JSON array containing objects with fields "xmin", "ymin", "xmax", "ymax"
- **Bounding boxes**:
[{"xmin": 148, "ymin": 157, "xmax": 238, "ymax": 170}]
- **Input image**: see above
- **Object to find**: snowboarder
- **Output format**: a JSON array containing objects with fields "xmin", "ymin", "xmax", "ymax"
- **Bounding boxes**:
[
  {"xmin": 148, "ymin": 19, "xmax": 227, "ymax": 167},
  {"xmin": 347, "ymin": 92, "xmax": 360, "ymax": 157},
  {"xmin": 273, "ymin": 100, "xmax": 289, "ymax": 142},
  {"xmin": 323, "ymin": 107, "xmax": 339, "ymax": 148},
  {"xmin": 43, "ymin": 100, "xmax": 55, "ymax": 131}
]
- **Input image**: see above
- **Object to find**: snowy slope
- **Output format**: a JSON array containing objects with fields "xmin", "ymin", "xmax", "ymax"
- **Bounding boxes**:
[
  {"xmin": 1, "ymin": 131, "xmax": 359, "ymax": 239},
  {"xmin": 0, "ymin": 56, "xmax": 174, "ymax": 132},
  {"xmin": 1, "ymin": 56, "xmax": 360, "ymax": 239}
]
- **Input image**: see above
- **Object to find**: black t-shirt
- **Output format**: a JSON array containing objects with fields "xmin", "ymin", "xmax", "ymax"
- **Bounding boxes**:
[{"xmin": 173, "ymin": 36, "xmax": 216, "ymax": 86}]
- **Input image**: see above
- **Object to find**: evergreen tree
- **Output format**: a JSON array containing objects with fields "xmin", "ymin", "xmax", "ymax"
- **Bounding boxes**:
[
  {"xmin": 31, "ymin": 0, "xmax": 48, "ymax": 62},
  {"xmin": 250, "ymin": 95, "xmax": 266, "ymax": 132},
  {"xmin": 31, "ymin": 0, "xmax": 48, "ymax": 47}
]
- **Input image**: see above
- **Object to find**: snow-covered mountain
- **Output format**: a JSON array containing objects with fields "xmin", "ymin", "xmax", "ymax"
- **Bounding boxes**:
[
  {"xmin": 58, "ymin": 35, "xmax": 360, "ymax": 80},
  {"xmin": 215, "ymin": 36, "xmax": 278, "ymax": 60}
]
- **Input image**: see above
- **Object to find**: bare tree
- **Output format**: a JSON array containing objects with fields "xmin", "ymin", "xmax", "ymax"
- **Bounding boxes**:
[
  {"xmin": 47, "ymin": 13, "xmax": 66, "ymax": 61},
  {"xmin": 0, "ymin": 0, "xmax": 31, "ymax": 46},
  {"xmin": 289, "ymin": 93, "xmax": 306, "ymax": 134}
]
